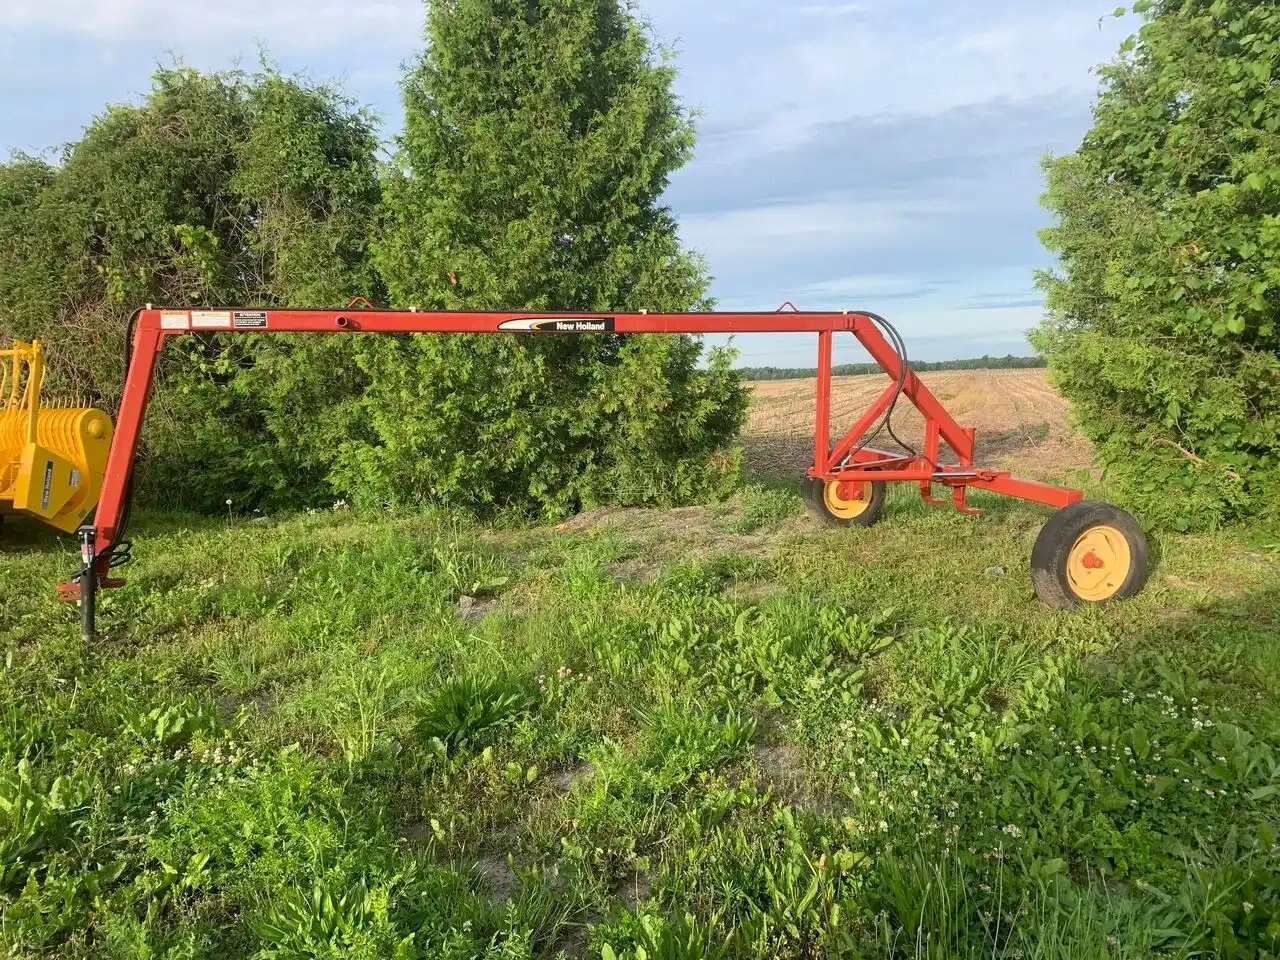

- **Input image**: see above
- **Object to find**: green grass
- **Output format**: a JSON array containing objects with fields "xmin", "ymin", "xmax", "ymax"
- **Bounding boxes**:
[{"xmin": 1, "ymin": 482, "xmax": 1278, "ymax": 958}]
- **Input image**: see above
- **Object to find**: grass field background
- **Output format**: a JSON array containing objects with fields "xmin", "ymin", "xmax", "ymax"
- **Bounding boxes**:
[{"xmin": 2, "ymin": 371, "xmax": 1278, "ymax": 958}]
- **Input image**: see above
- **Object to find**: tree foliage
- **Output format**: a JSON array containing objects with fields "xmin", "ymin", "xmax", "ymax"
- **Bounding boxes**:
[
  {"xmin": 3, "ymin": 4, "xmax": 749, "ymax": 520},
  {"xmin": 347, "ymin": 0, "xmax": 747, "ymax": 517},
  {"xmin": 1035, "ymin": 0, "xmax": 1280, "ymax": 529},
  {"xmin": 0, "ymin": 67, "xmax": 382, "ymax": 510}
]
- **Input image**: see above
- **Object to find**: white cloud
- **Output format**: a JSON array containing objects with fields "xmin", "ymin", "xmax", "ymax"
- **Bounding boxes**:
[
  {"xmin": 0, "ymin": 0, "xmax": 421, "ymax": 49},
  {"xmin": 679, "ymin": 195, "xmax": 965, "ymax": 262},
  {"xmin": 666, "ymin": 1, "xmax": 1133, "ymax": 166},
  {"xmin": 795, "ymin": 273, "xmax": 934, "ymax": 299},
  {"xmin": 787, "ymin": 9, "xmax": 1119, "ymax": 117},
  {"xmin": 794, "ymin": 3, "xmax": 867, "ymax": 15}
]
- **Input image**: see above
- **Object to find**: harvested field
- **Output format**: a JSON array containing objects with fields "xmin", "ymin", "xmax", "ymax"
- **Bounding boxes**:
[{"xmin": 743, "ymin": 368, "xmax": 1094, "ymax": 481}]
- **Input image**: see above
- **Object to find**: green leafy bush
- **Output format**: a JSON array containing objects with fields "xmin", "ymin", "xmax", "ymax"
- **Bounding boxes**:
[
  {"xmin": 1035, "ymin": 0, "xmax": 1280, "ymax": 529},
  {"xmin": 0, "ymin": 67, "xmax": 382, "ymax": 512},
  {"xmin": 351, "ymin": 0, "xmax": 748, "ymax": 519},
  {"xmin": 2, "ymin": 0, "xmax": 749, "ymax": 518}
]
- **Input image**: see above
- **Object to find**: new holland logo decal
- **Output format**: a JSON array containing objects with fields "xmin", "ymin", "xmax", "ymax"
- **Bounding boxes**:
[{"xmin": 498, "ymin": 317, "xmax": 616, "ymax": 333}]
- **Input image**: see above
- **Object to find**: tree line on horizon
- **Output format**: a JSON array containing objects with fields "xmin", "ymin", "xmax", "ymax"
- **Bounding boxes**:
[{"xmin": 739, "ymin": 354, "xmax": 1046, "ymax": 381}]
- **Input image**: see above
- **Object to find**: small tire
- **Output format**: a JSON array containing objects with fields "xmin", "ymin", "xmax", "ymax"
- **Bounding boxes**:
[
  {"xmin": 801, "ymin": 476, "xmax": 887, "ymax": 528},
  {"xmin": 1031, "ymin": 501, "xmax": 1148, "ymax": 609}
]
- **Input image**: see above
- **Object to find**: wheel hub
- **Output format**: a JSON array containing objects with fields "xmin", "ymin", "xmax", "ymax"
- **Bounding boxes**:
[
  {"xmin": 824, "ymin": 479, "xmax": 872, "ymax": 520},
  {"xmin": 1066, "ymin": 525, "xmax": 1131, "ymax": 602}
]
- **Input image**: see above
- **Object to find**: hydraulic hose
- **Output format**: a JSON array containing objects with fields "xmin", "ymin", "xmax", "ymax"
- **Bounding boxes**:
[{"xmin": 847, "ymin": 310, "xmax": 919, "ymax": 462}]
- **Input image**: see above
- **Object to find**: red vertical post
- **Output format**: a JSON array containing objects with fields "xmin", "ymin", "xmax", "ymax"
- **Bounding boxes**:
[
  {"xmin": 814, "ymin": 331, "xmax": 833, "ymax": 472},
  {"xmin": 93, "ymin": 316, "xmax": 164, "ymax": 556},
  {"xmin": 920, "ymin": 419, "xmax": 947, "ymax": 504},
  {"xmin": 923, "ymin": 419, "xmax": 940, "ymax": 467}
]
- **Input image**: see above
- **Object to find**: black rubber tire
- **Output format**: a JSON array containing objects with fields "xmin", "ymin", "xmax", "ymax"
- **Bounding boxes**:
[
  {"xmin": 1030, "ymin": 501, "xmax": 1148, "ymax": 609},
  {"xmin": 801, "ymin": 476, "xmax": 887, "ymax": 528}
]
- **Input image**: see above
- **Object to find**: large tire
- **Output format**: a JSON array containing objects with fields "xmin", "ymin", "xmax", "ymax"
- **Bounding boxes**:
[
  {"xmin": 1031, "ymin": 501, "xmax": 1148, "ymax": 608},
  {"xmin": 801, "ymin": 476, "xmax": 887, "ymax": 528}
]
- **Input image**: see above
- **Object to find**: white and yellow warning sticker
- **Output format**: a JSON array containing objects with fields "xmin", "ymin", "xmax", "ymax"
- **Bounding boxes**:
[{"xmin": 191, "ymin": 310, "xmax": 232, "ymax": 329}]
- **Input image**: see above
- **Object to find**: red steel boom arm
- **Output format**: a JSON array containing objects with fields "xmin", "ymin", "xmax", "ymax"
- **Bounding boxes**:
[{"xmin": 78, "ymin": 305, "xmax": 1082, "ymax": 611}]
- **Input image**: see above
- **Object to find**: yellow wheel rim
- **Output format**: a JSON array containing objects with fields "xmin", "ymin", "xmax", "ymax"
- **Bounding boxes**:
[
  {"xmin": 1066, "ymin": 524, "xmax": 1132, "ymax": 602},
  {"xmin": 823, "ymin": 480, "xmax": 873, "ymax": 520}
]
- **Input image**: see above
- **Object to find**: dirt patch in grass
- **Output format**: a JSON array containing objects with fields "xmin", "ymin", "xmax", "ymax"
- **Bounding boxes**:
[
  {"xmin": 553, "ymin": 506, "xmax": 639, "ymax": 533},
  {"xmin": 475, "ymin": 851, "xmax": 520, "ymax": 902},
  {"xmin": 397, "ymin": 819, "xmax": 431, "ymax": 846},
  {"xmin": 455, "ymin": 594, "xmax": 496, "ymax": 621},
  {"xmin": 615, "ymin": 868, "xmax": 653, "ymax": 911},
  {"xmin": 216, "ymin": 688, "xmax": 277, "ymax": 721},
  {"xmin": 552, "ymin": 925, "xmax": 590, "ymax": 960},
  {"xmin": 754, "ymin": 742, "xmax": 841, "ymax": 813},
  {"xmin": 554, "ymin": 501, "xmax": 807, "ymax": 566},
  {"xmin": 606, "ymin": 559, "xmax": 662, "ymax": 585},
  {"xmin": 551, "ymin": 762, "xmax": 595, "ymax": 794},
  {"xmin": 726, "ymin": 579, "xmax": 782, "ymax": 603}
]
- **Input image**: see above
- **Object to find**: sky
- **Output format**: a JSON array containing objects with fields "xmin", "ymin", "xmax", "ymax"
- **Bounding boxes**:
[{"xmin": 0, "ymin": 0, "xmax": 1136, "ymax": 367}]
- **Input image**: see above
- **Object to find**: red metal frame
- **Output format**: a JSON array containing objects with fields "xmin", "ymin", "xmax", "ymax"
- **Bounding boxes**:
[{"xmin": 70, "ymin": 305, "xmax": 1083, "ymax": 598}]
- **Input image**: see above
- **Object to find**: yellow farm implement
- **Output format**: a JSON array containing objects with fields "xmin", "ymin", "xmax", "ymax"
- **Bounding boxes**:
[{"xmin": 0, "ymin": 340, "xmax": 113, "ymax": 534}]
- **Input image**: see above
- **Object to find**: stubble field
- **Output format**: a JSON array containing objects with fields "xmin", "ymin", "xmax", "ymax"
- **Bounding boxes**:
[{"xmin": 742, "ymin": 369, "xmax": 1092, "ymax": 482}]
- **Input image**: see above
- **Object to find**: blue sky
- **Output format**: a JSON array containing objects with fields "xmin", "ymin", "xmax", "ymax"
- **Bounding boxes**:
[{"xmin": 0, "ymin": 0, "xmax": 1135, "ymax": 366}]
